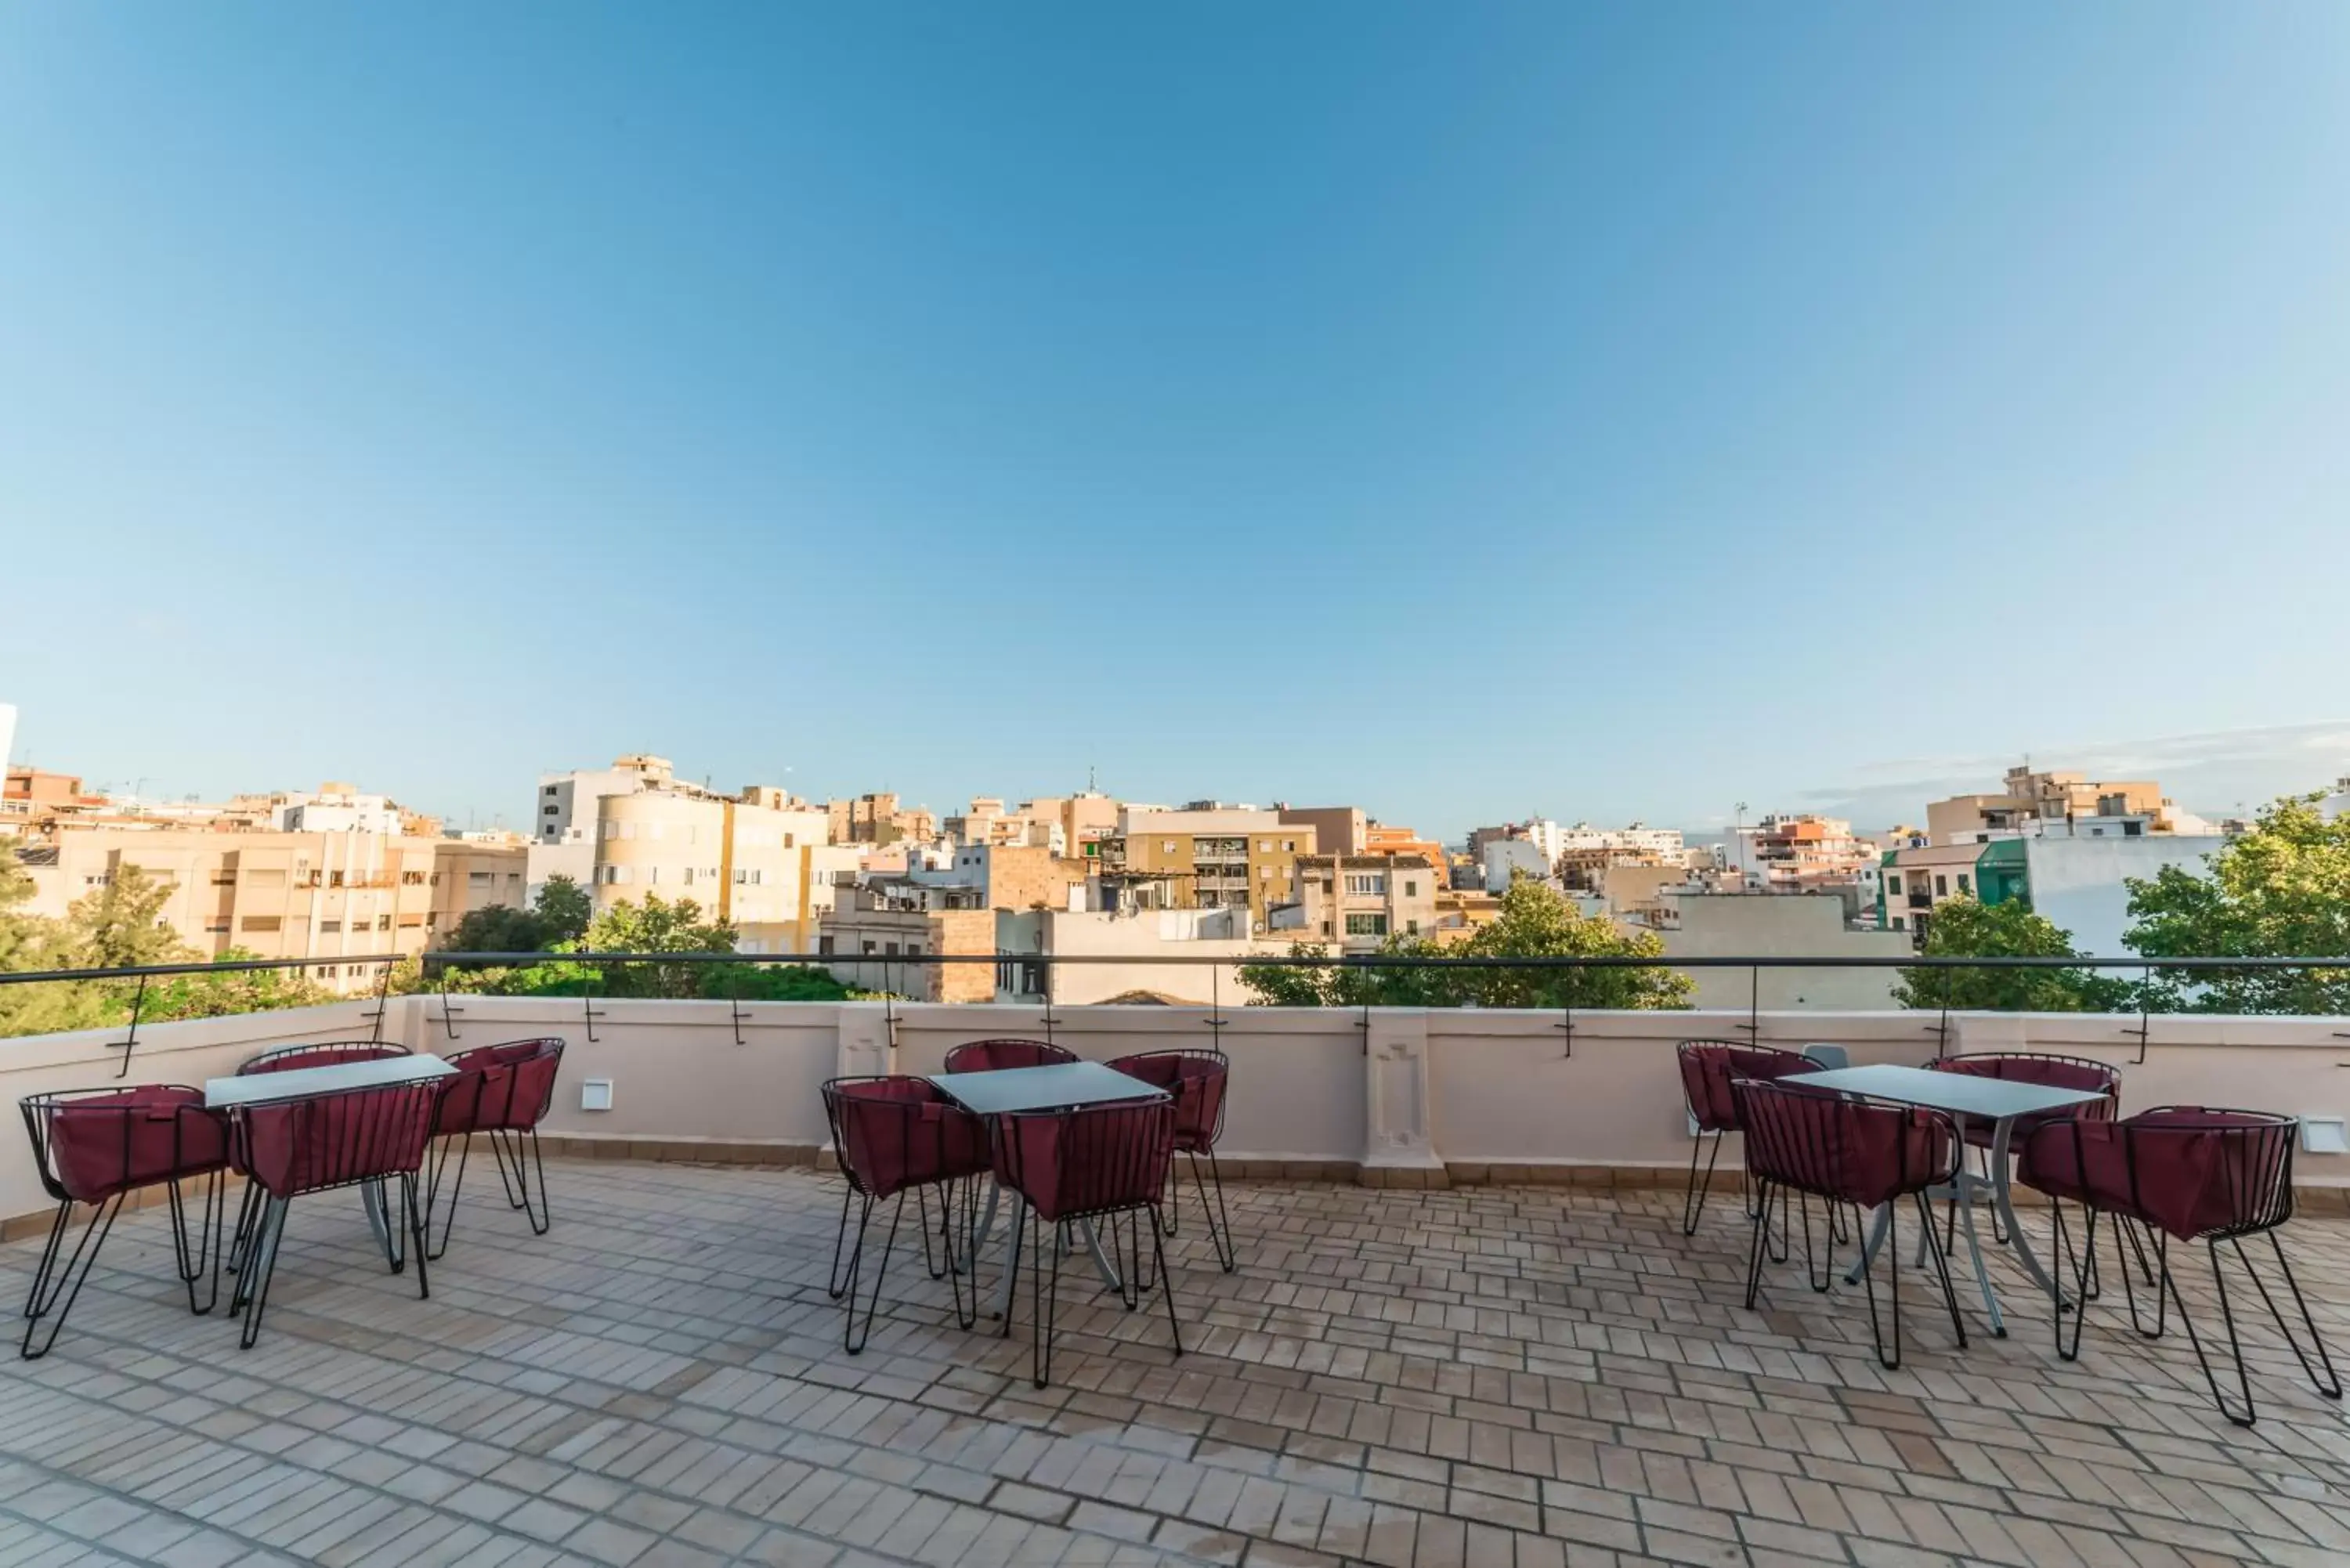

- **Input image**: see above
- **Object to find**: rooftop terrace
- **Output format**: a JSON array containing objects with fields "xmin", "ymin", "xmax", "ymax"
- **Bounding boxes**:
[{"xmin": 2, "ymin": 1149, "xmax": 2348, "ymax": 1568}]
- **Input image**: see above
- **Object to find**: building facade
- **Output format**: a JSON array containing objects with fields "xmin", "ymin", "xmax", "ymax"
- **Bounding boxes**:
[
  {"xmin": 1098, "ymin": 807, "xmax": 1316, "ymax": 927},
  {"xmin": 1292, "ymin": 854, "xmax": 1440, "ymax": 951}
]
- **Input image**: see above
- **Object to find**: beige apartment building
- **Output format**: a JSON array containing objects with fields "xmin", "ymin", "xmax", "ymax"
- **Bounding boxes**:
[
  {"xmin": 1291, "ymin": 853, "xmax": 1441, "ymax": 951},
  {"xmin": 817, "ymin": 886, "xmax": 996, "ymax": 1003},
  {"xmin": 825, "ymin": 792, "xmax": 937, "ymax": 846},
  {"xmin": 1099, "ymin": 807, "xmax": 1316, "ymax": 927},
  {"xmin": 20, "ymin": 826, "xmax": 525, "ymax": 990}
]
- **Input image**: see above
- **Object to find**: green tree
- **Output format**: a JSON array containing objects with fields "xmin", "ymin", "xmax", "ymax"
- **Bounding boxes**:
[
  {"xmin": 2124, "ymin": 793, "xmax": 2350, "ymax": 1013},
  {"xmin": 60, "ymin": 863, "xmax": 191, "ymax": 970},
  {"xmin": 563, "ymin": 893, "xmax": 738, "ymax": 998},
  {"xmin": 1894, "ymin": 895, "xmax": 2129, "ymax": 1012},
  {"xmin": 438, "ymin": 873, "xmax": 595, "ymax": 955},
  {"xmin": 123, "ymin": 946, "xmax": 336, "ymax": 1023},
  {"xmin": 1239, "ymin": 881, "xmax": 1691, "ymax": 1010},
  {"xmin": 0, "ymin": 838, "xmax": 98, "ymax": 1038}
]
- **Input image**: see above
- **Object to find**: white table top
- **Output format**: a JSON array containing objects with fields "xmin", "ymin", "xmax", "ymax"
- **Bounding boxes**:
[
  {"xmin": 1795, "ymin": 1063, "xmax": 2107, "ymax": 1122},
  {"xmin": 927, "ymin": 1060, "xmax": 1167, "ymax": 1116},
  {"xmin": 204, "ymin": 1054, "xmax": 455, "ymax": 1110}
]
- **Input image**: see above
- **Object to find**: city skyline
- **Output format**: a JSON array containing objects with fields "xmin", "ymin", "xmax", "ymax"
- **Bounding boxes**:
[{"xmin": 5, "ymin": 6, "xmax": 2348, "ymax": 840}]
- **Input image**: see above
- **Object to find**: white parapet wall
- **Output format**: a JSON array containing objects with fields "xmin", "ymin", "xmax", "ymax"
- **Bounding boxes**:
[{"xmin": 3, "ymin": 996, "xmax": 2348, "ymax": 1226}]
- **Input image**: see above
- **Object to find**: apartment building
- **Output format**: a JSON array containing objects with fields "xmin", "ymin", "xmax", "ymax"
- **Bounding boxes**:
[
  {"xmin": 1278, "ymin": 807, "xmax": 1367, "ymax": 856},
  {"xmin": 529, "ymin": 756, "xmax": 837, "ymax": 950},
  {"xmin": 1721, "ymin": 815, "xmax": 1876, "ymax": 893},
  {"xmin": 817, "ymin": 883, "xmax": 996, "ymax": 1002},
  {"xmin": 2, "ymin": 767, "xmax": 96, "ymax": 831},
  {"xmin": 1291, "ymin": 853, "xmax": 1440, "ymax": 951},
  {"xmin": 20, "ymin": 826, "xmax": 523, "ymax": 990},
  {"xmin": 1097, "ymin": 806, "xmax": 1315, "ymax": 927},
  {"xmin": 1882, "ymin": 819, "xmax": 2228, "ymax": 953},
  {"xmin": 1926, "ymin": 764, "xmax": 2213, "ymax": 845},
  {"xmin": 826, "ymin": 792, "xmax": 937, "ymax": 846},
  {"xmin": 993, "ymin": 901, "xmax": 1267, "ymax": 1006}
]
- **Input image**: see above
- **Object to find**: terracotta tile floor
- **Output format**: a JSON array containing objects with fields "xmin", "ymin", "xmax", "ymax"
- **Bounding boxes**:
[{"xmin": 1, "ymin": 1158, "xmax": 2347, "ymax": 1566}]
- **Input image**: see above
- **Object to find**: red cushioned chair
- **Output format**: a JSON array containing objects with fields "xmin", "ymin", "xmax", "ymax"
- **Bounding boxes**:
[
  {"xmin": 1734, "ymin": 1076, "xmax": 1969, "ymax": 1370},
  {"xmin": 1108, "ymin": 1049, "xmax": 1234, "ymax": 1271},
  {"xmin": 17, "ymin": 1086, "xmax": 231, "ymax": 1358},
  {"xmin": 992, "ymin": 1098, "xmax": 1180, "ymax": 1388},
  {"xmin": 425, "ymin": 1038, "xmax": 565, "ymax": 1259},
  {"xmin": 821, "ymin": 1077, "xmax": 992, "ymax": 1353},
  {"xmin": 1925, "ymin": 1052, "xmax": 2120, "ymax": 1249},
  {"xmin": 226, "ymin": 1078, "xmax": 440, "ymax": 1348},
  {"xmin": 1675, "ymin": 1041, "xmax": 1821, "ymax": 1236},
  {"xmin": 230, "ymin": 1040, "xmax": 413, "ymax": 1276},
  {"xmin": 2021, "ymin": 1107, "xmax": 2340, "ymax": 1426},
  {"xmin": 942, "ymin": 1039, "xmax": 1075, "ymax": 1075}
]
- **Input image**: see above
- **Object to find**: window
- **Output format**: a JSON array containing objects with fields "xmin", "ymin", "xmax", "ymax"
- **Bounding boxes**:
[
  {"xmin": 1892, "ymin": 916, "xmax": 1906, "ymax": 930},
  {"xmin": 1887, "ymin": 874, "xmax": 1902, "ymax": 894},
  {"xmin": 1935, "ymin": 874, "xmax": 1948, "ymax": 896},
  {"xmin": 819, "ymin": 936, "xmax": 836, "ymax": 955},
  {"xmin": 1283, "ymin": 840, "xmax": 1295, "ymax": 851},
  {"xmin": 319, "ymin": 920, "xmax": 342, "ymax": 934},
  {"xmin": 544, "ymin": 785, "xmax": 559, "ymax": 797},
  {"xmin": 468, "ymin": 871, "xmax": 492, "ymax": 887},
  {"xmin": 244, "ymin": 869, "xmax": 286, "ymax": 889},
  {"xmin": 378, "ymin": 914, "xmax": 392, "ymax": 931},
  {"xmin": 329, "ymin": 871, "xmax": 345, "ymax": 888},
  {"xmin": 1345, "ymin": 913, "xmax": 1388, "ymax": 937},
  {"xmin": 1162, "ymin": 840, "xmax": 1176, "ymax": 852},
  {"xmin": 1406, "ymin": 919, "xmax": 1419, "ymax": 935},
  {"xmin": 905, "ymin": 942, "xmax": 922, "ymax": 956},
  {"xmin": 1345, "ymin": 873, "xmax": 1386, "ymax": 896},
  {"xmin": 1956, "ymin": 873, "xmax": 1971, "ymax": 894},
  {"xmin": 1258, "ymin": 840, "xmax": 1271, "ymax": 851},
  {"xmin": 204, "ymin": 920, "xmax": 230, "ymax": 934},
  {"xmin": 402, "ymin": 869, "xmax": 425, "ymax": 885},
  {"xmin": 399, "ymin": 914, "xmax": 423, "ymax": 928},
  {"xmin": 241, "ymin": 916, "xmax": 282, "ymax": 934},
  {"xmin": 862, "ymin": 941, "xmax": 877, "ymax": 955},
  {"xmin": 1404, "ymin": 880, "xmax": 1417, "ymax": 897}
]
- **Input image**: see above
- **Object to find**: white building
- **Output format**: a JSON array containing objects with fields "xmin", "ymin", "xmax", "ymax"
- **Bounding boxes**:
[
  {"xmin": 1481, "ymin": 839, "xmax": 1553, "ymax": 891},
  {"xmin": 275, "ymin": 785, "xmax": 405, "ymax": 836}
]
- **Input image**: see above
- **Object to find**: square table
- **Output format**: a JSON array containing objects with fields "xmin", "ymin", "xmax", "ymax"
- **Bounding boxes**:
[
  {"xmin": 206, "ymin": 1055, "xmax": 457, "ymax": 1271},
  {"xmin": 928, "ymin": 1061, "xmax": 1170, "ymax": 1319},
  {"xmin": 1796, "ymin": 1063, "xmax": 2107, "ymax": 1335}
]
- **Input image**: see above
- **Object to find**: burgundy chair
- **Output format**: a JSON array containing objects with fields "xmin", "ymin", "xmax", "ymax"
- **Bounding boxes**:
[
  {"xmin": 1675, "ymin": 1042, "xmax": 1821, "ymax": 1235},
  {"xmin": 2021, "ymin": 1107, "xmax": 2340, "ymax": 1426},
  {"xmin": 942, "ymin": 1039, "xmax": 1076, "ymax": 1075},
  {"xmin": 425, "ymin": 1038, "xmax": 566, "ymax": 1260},
  {"xmin": 992, "ymin": 1098, "xmax": 1180, "ymax": 1388},
  {"xmin": 226, "ymin": 1078, "xmax": 441, "ymax": 1348},
  {"xmin": 17, "ymin": 1087, "xmax": 230, "ymax": 1358},
  {"xmin": 1734, "ymin": 1077, "xmax": 1968, "ymax": 1369},
  {"xmin": 1108, "ymin": 1049, "xmax": 1234, "ymax": 1271},
  {"xmin": 821, "ymin": 1077, "xmax": 991, "ymax": 1353},
  {"xmin": 1925, "ymin": 1051, "xmax": 2121, "ymax": 1248},
  {"xmin": 231, "ymin": 1040, "xmax": 413, "ymax": 1275}
]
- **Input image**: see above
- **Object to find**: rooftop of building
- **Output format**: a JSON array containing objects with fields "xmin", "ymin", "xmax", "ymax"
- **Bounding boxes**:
[{"xmin": 3, "ymin": 1152, "xmax": 2345, "ymax": 1568}]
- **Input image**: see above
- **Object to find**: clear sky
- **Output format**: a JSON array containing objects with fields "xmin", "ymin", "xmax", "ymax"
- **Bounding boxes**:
[{"xmin": 4, "ymin": 4, "xmax": 2346, "ymax": 840}]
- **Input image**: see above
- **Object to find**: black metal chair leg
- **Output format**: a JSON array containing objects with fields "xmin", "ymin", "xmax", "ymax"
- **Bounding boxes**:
[
  {"xmin": 403, "ymin": 1174, "xmax": 431, "ymax": 1302},
  {"xmin": 1032, "ymin": 1206, "xmax": 1063, "ymax": 1389},
  {"xmin": 2243, "ymin": 1234, "xmax": 2343, "ymax": 1403},
  {"xmin": 485, "ymin": 1129, "xmax": 551, "ymax": 1236},
  {"xmin": 827, "ymin": 1183, "xmax": 855, "ymax": 1300},
  {"xmin": 2174, "ymin": 1240, "xmax": 2257, "ymax": 1427},
  {"xmin": 20, "ymin": 1195, "xmax": 125, "ymax": 1360},
  {"xmin": 226, "ymin": 1180, "xmax": 265, "ymax": 1275},
  {"xmin": 1152, "ymin": 1206, "xmax": 1182, "ymax": 1358},
  {"xmin": 236, "ymin": 1195, "xmax": 292, "ymax": 1350},
  {"xmin": 1189, "ymin": 1151, "xmax": 1236, "ymax": 1272},
  {"xmin": 1000, "ymin": 1201, "xmax": 1025, "ymax": 1339},
  {"xmin": 1913, "ymin": 1190, "xmax": 1969, "ymax": 1354},
  {"xmin": 425, "ymin": 1133, "xmax": 472, "ymax": 1263},
  {"xmin": 166, "ymin": 1172, "xmax": 225, "ymax": 1317},
  {"xmin": 2050, "ymin": 1198, "xmax": 2099, "ymax": 1363},
  {"xmin": 1741, "ymin": 1180, "xmax": 1773, "ymax": 1310},
  {"xmin": 841, "ymin": 1191, "xmax": 902, "ymax": 1356},
  {"xmin": 1683, "ymin": 1130, "xmax": 1723, "ymax": 1236},
  {"xmin": 1860, "ymin": 1195, "xmax": 1904, "ymax": 1370}
]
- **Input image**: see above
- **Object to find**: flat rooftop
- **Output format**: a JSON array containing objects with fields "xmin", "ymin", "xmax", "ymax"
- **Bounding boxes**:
[{"xmin": 1, "ymin": 1159, "xmax": 2345, "ymax": 1567}]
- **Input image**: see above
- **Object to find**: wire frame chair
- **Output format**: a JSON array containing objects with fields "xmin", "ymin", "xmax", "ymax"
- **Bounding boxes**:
[
  {"xmin": 425, "ymin": 1038, "xmax": 566, "ymax": 1260},
  {"xmin": 1107, "ymin": 1048, "xmax": 1235, "ymax": 1271},
  {"xmin": 226, "ymin": 1078, "xmax": 441, "ymax": 1349},
  {"xmin": 2021, "ymin": 1106, "xmax": 2340, "ymax": 1426},
  {"xmin": 1674, "ymin": 1041, "xmax": 1821, "ymax": 1236},
  {"xmin": 1925, "ymin": 1051, "xmax": 2120, "ymax": 1248},
  {"xmin": 942, "ymin": 1038, "xmax": 1076, "ymax": 1075},
  {"xmin": 229, "ymin": 1040, "xmax": 415, "ymax": 1276},
  {"xmin": 992, "ymin": 1098, "xmax": 1180, "ymax": 1389},
  {"xmin": 1733, "ymin": 1076, "xmax": 1969, "ymax": 1370},
  {"xmin": 17, "ymin": 1086, "xmax": 230, "ymax": 1358},
  {"xmin": 821, "ymin": 1077, "xmax": 992, "ymax": 1353}
]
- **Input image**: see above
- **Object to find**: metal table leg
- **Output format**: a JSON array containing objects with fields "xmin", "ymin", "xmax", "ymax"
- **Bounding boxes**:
[
  {"xmin": 988, "ymin": 1193, "xmax": 1121, "ymax": 1320},
  {"xmin": 1989, "ymin": 1116, "xmax": 2061, "ymax": 1300}
]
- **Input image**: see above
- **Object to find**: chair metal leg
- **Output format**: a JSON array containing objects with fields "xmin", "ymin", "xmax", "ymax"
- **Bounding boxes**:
[
  {"xmin": 1683, "ymin": 1129, "xmax": 1724, "ymax": 1237},
  {"xmin": 1741, "ymin": 1179, "xmax": 1773, "ymax": 1310},
  {"xmin": 1859, "ymin": 1194, "xmax": 1905, "ymax": 1370},
  {"xmin": 2048, "ymin": 1197, "xmax": 2099, "ymax": 1363},
  {"xmin": 1914, "ymin": 1190, "xmax": 1969, "ymax": 1355},
  {"xmin": 837, "ymin": 1190, "xmax": 903, "ymax": 1356},
  {"xmin": 236, "ymin": 1195, "xmax": 292, "ymax": 1350},
  {"xmin": 165, "ymin": 1172, "xmax": 224, "ymax": 1317},
  {"xmin": 486, "ymin": 1129, "xmax": 551, "ymax": 1236},
  {"xmin": 1190, "ymin": 1151, "xmax": 1236, "ymax": 1272},
  {"xmin": 425, "ymin": 1133, "xmax": 473, "ymax": 1262},
  {"xmin": 226, "ymin": 1180, "xmax": 265, "ymax": 1275},
  {"xmin": 403, "ymin": 1173, "xmax": 431, "ymax": 1301},
  {"xmin": 999, "ymin": 1200, "xmax": 1024, "ymax": 1339},
  {"xmin": 20, "ymin": 1195, "xmax": 125, "ymax": 1360},
  {"xmin": 1032, "ymin": 1205, "xmax": 1062, "ymax": 1389},
  {"xmin": 2173, "ymin": 1237, "xmax": 2258, "ymax": 1426},
  {"xmin": 1151, "ymin": 1205, "xmax": 1182, "ymax": 1359},
  {"xmin": 827, "ymin": 1183, "xmax": 855, "ymax": 1300},
  {"xmin": 2244, "ymin": 1233, "xmax": 2342, "ymax": 1404}
]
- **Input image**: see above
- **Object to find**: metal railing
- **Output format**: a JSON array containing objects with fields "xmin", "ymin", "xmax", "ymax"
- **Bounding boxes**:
[{"xmin": 3, "ymin": 948, "xmax": 2344, "ymax": 1065}]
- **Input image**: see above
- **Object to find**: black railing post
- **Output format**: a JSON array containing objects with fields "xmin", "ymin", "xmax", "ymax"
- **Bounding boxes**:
[
  {"xmin": 107, "ymin": 974, "xmax": 150, "ymax": 1080},
  {"xmin": 364, "ymin": 959, "xmax": 393, "ymax": 1045},
  {"xmin": 730, "ymin": 965, "xmax": 749, "ymax": 1048},
  {"xmin": 435, "ymin": 973, "xmax": 464, "ymax": 1041},
  {"xmin": 2128, "ymin": 963, "xmax": 2153, "ymax": 1065}
]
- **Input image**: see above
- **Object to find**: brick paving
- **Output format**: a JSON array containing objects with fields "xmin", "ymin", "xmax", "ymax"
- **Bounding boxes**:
[{"xmin": 0, "ymin": 1158, "xmax": 2347, "ymax": 1566}]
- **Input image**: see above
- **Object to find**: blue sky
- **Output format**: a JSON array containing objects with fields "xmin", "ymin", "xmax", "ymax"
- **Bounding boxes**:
[{"xmin": 3, "ymin": 4, "xmax": 2346, "ymax": 840}]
